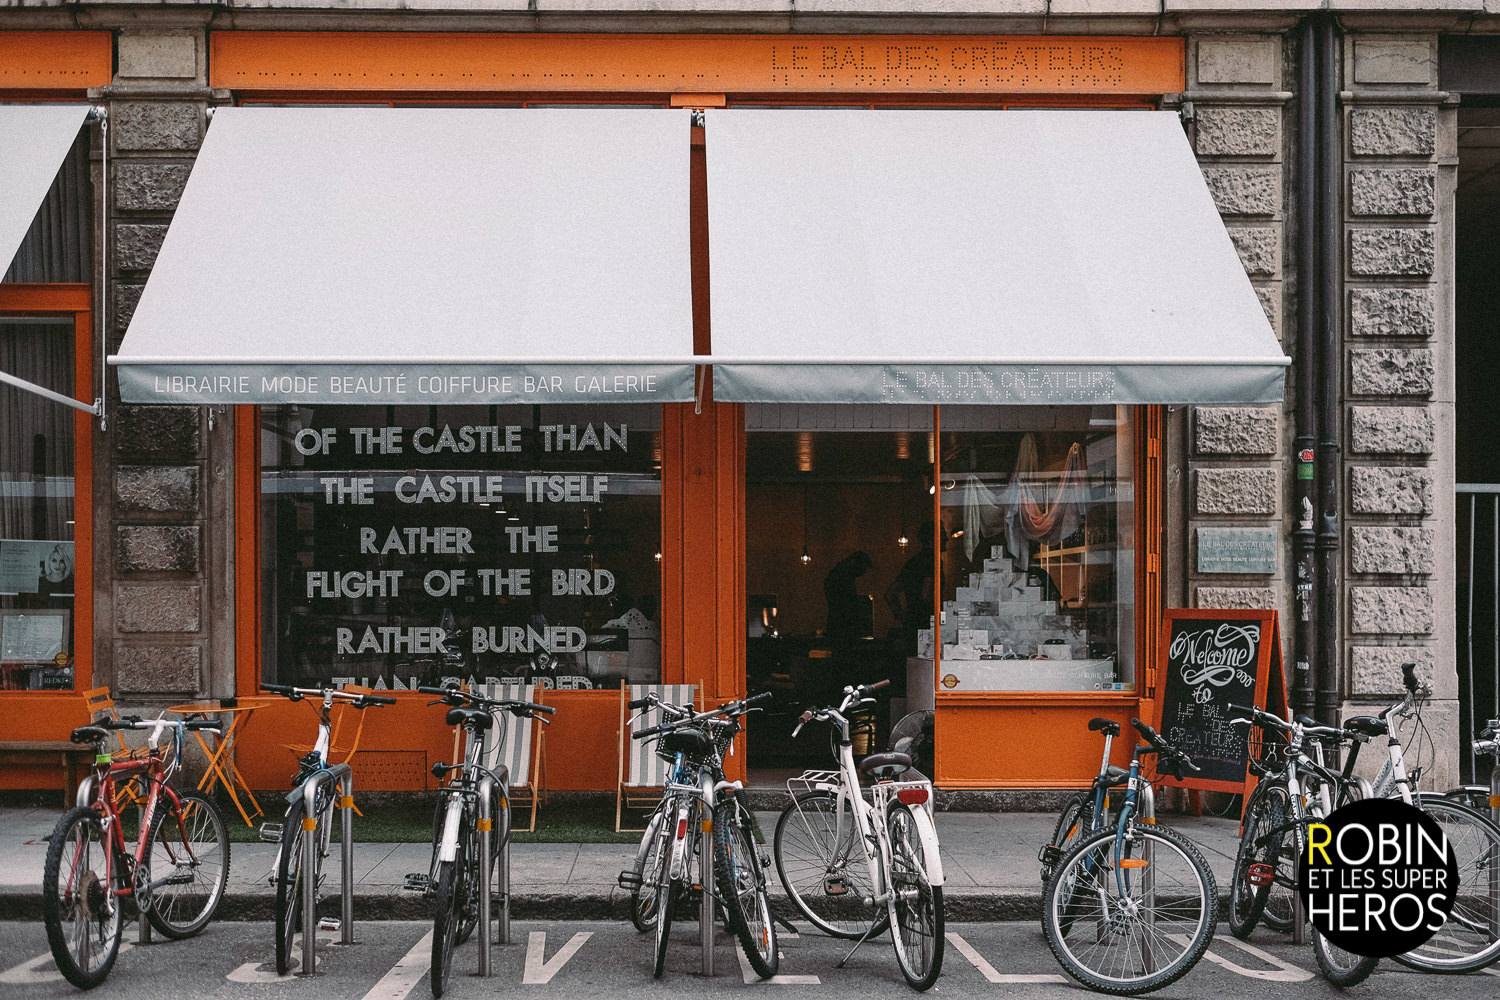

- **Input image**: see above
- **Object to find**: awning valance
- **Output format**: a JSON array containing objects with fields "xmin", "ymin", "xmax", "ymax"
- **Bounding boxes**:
[
  {"xmin": 1, "ymin": 104, "xmax": 91, "ymax": 277},
  {"xmin": 110, "ymin": 107, "xmax": 694, "ymax": 405},
  {"xmin": 704, "ymin": 109, "xmax": 1288, "ymax": 405}
]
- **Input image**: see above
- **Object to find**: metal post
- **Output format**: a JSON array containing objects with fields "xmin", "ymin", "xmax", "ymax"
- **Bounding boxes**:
[
  {"xmin": 1138, "ymin": 783, "xmax": 1156, "ymax": 973},
  {"xmin": 499, "ymin": 827, "xmax": 511, "ymax": 946},
  {"xmin": 301, "ymin": 779, "xmax": 319, "ymax": 975},
  {"xmin": 340, "ymin": 769, "xmax": 354, "ymax": 945},
  {"xmin": 701, "ymin": 807, "xmax": 715, "ymax": 976},
  {"xmin": 477, "ymin": 775, "xmax": 493, "ymax": 977},
  {"xmin": 1490, "ymin": 760, "xmax": 1500, "ymax": 938},
  {"xmin": 137, "ymin": 905, "xmax": 152, "ymax": 945}
]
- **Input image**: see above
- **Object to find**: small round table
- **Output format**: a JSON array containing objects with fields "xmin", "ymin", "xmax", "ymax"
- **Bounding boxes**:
[{"xmin": 167, "ymin": 698, "xmax": 277, "ymax": 827}]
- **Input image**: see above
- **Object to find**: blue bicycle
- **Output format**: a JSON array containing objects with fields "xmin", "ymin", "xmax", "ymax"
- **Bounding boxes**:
[{"xmin": 1041, "ymin": 719, "xmax": 1218, "ymax": 996}]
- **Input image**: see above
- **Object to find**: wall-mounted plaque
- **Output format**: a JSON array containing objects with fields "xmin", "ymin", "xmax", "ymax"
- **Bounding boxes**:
[{"xmin": 1196, "ymin": 527, "xmax": 1277, "ymax": 575}]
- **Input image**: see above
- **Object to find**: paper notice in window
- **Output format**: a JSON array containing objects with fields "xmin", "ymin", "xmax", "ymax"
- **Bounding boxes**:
[{"xmin": 1, "ymin": 614, "xmax": 65, "ymax": 662}]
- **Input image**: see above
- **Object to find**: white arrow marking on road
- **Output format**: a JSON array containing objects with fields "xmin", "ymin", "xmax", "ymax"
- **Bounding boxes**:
[
  {"xmin": 1, "ymin": 940, "xmax": 134, "ymax": 984},
  {"xmin": 523, "ymin": 931, "xmax": 591, "ymax": 985},
  {"xmin": 945, "ymin": 932, "xmax": 1066, "ymax": 984},
  {"xmin": 359, "ymin": 929, "xmax": 434, "ymax": 1000},
  {"xmin": 225, "ymin": 928, "xmax": 338, "ymax": 982},
  {"xmin": 734, "ymin": 944, "xmax": 821, "ymax": 984},
  {"xmin": 1167, "ymin": 933, "xmax": 1312, "ymax": 982}
]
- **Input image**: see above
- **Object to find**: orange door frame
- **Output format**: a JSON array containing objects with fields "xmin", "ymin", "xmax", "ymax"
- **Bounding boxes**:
[{"xmin": 0, "ymin": 283, "xmax": 96, "ymax": 780}]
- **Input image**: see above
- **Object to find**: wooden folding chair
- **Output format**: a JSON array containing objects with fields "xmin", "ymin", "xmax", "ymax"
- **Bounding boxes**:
[
  {"xmin": 616, "ymin": 683, "xmax": 695, "ymax": 833},
  {"xmin": 472, "ymin": 682, "xmax": 546, "ymax": 833},
  {"xmin": 81, "ymin": 686, "xmax": 131, "ymax": 757}
]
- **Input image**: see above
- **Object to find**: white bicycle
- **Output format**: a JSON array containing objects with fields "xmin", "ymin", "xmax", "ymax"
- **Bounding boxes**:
[{"xmin": 773, "ymin": 680, "xmax": 945, "ymax": 991}]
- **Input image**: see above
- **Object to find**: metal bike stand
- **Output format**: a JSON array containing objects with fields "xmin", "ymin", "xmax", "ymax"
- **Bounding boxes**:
[
  {"xmin": 701, "ymin": 813, "xmax": 715, "ymax": 977},
  {"xmin": 137, "ymin": 906, "xmax": 152, "ymax": 945},
  {"xmin": 1490, "ymin": 755, "xmax": 1500, "ymax": 938},
  {"xmin": 301, "ymin": 763, "xmax": 354, "ymax": 976},
  {"xmin": 477, "ymin": 775, "xmax": 494, "ymax": 977},
  {"xmin": 1139, "ymin": 783, "xmax": 1156, "ymax": 974},
  {"xmin": 499, "ymin": 829, "xmax": 512, "ymax": 945}
]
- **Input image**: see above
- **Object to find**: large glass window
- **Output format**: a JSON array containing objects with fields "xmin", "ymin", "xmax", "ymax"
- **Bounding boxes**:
[
  {"xmin": 935, "ymin": 406, "xmax": 1136, "ymax": 692},
  {"xmin": 259, "ymin": 404, "xmax": 661, "ymax": 691},
  {"xmin": 0, "ymin": 318, "xmax": 77, "ymax": 691}
]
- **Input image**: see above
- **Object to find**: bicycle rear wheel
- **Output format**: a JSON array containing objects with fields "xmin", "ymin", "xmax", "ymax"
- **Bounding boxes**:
[
  {"xmin": 886, "ymin": 802, "xmax": 944, "ymax": 991},
  {"xmin": 1042, "ymin": 823, "xmax": 1218, "ymax": 996},
  {"xmin": 1390, "ymin": 797, "xmax": 1500, "ymax": 973},
  {"xmin": 431, "ymin": 859, "xmax": 464, "ymax": 998},
  {"xmin": 1229, "ymin": 782, "xmax": 1293, "ymax": 939},
  {"xmin": 715, "ymin": 798, "xmax": 779, "ymax": 978},
  {"xmin": 43, "ymin": 806, "xmax": 124, "ymax": 990},
  {"xmin": 1043, "ymin": 792, "xmax": 1091, "ymax": 886},
  {"xmin": 146, "ymin": 790, "xmax": 231, "ymax": 939},
  {"xmin": 774, "ymin": 790, "xmax": 887, "ymax": 939},
  {"xmin": 1313, "ymin": 928, "xmax": 1379, "ymax": 987}
]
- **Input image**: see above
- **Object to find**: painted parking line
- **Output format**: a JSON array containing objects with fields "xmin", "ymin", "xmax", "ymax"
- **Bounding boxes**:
[
  {"xmin": 734, "ymin": 944, "xmax": 822, "ymax": 984},
  {"xmin": 225, "ymin": 927, "xmax": 339, "ymax": 982},
  {"xmin": 360, "ymin": 929, "xmax": 434, "ymax": 1000},
  {"xmin": 945, "ymin": 932, "xmax": 1065, "ymax": 984},
  {"xmin": 0, "ymin": 939, "xmax": 136, "ymax": 985},
  {"xmin": 523, "ymin": 930, "xmax": 591, "ymax": 985},
  {"xmin": 1198, "ymin": 937, "xmax": 1313, "ymax": 982}
]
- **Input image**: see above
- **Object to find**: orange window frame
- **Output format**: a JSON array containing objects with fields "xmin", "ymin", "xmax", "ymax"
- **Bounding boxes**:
[{"xmin": 0, "ymin": 283, "xmax": 95, "ymax": 708}]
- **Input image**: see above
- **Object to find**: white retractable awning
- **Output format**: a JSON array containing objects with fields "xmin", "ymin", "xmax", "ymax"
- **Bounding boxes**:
[
  {"xmin": 1, "ymin": 104, "xmax": 90, "ymax": 275},
  {"xmin": 705, "ymin": 109, "xmax": 1288, "ymax": 405},
  {"xmin": 111, "ymin": 107, "xmax": 694, "ymax": 405}
]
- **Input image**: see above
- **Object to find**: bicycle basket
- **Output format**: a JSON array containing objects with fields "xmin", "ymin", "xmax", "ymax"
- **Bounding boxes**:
[
  {"xmin": 1247, "ymin": 725, "xmax": 1285, "ymax": 777},
  {"xmin": 654, "ymin": 718, "xmax": 738, "ymax": 771}
]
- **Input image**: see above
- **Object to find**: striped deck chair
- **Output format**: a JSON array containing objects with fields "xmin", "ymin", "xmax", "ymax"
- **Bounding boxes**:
[
  {"xmin": 471, "ymin": 682, "xmax": 546, "ymax": 834},
  {"xmin": 616, "ymin": 683, "xmax": 696, "ymax": 833}
]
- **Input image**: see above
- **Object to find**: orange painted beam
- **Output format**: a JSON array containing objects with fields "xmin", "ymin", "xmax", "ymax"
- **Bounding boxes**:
[
  {"xmin": 0, "ymin": 32, "xmax": 112, "ymax": 90},
  {"xmin": 211, "ymin": 33, "xmax": 1185, "ymax": 96}
]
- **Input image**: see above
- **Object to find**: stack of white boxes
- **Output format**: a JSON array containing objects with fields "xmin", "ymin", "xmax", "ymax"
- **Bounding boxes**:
[{"xmin": 918, "ymin": 546, "xmax": 1119, "ymax": 692}]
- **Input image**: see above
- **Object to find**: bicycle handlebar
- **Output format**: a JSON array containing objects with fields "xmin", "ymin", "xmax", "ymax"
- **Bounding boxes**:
[
  {"xmin": 1130, "ymin": 718, "xmax": 1201, "ymax": 774},
  {"xmin": 415, "ymin": 685, "xmax": 556, "ymax": 717},
  {"xmin": 262, "ymin": 683, "xmax": 395, "ymax": 708}
]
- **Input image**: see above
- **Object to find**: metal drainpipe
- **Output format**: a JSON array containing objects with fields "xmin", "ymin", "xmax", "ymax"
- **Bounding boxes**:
[
  {"xmin": 1292, "ymin": 16, "xmax": 1319, "ymax": 720},
  {"xmin": 1315, "ymin": 15, "xmax": 1343, "ymax": 727}
]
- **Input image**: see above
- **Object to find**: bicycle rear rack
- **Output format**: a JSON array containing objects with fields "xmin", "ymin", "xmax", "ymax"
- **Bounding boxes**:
[{"xmin": 787, "ymin": 769, "xmax": 841, "ymax": 798}]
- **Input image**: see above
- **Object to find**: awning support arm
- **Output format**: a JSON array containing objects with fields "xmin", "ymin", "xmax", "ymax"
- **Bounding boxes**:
[{"xmin": 0, "ymin": 367, "xmax": 102, "ymax": 416}]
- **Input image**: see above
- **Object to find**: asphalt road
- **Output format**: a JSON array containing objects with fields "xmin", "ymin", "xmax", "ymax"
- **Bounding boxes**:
[{"xmin": 5, "ymin": 918, "xmax": 1500, "ymax": 999}]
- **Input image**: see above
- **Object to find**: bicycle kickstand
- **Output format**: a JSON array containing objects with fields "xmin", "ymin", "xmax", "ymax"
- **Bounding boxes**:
[{"xmin": 837, "ymin": 913, "xmax": 884, "ymax": 969}]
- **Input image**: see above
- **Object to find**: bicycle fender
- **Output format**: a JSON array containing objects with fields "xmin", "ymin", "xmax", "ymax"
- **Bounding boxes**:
[
  {"xmin": 438, "ymin": 795, "xmax": 464, "ymax": 863},
  {"xmin": 907, "ymin": 805, "xmax": 945, "ymax": 887}
]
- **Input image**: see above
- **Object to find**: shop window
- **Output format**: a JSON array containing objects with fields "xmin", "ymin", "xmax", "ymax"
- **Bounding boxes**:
[
  {"xmin": 934, "ymin": 406, "xmax": 1136, "ymax": 693},
  {"xmin": 0, "ymin": 317, "xmax": 78, "ymax": 691},
  {"xmin": 259, "ymin": 403, "xmax": 662, "ymax": 692}
]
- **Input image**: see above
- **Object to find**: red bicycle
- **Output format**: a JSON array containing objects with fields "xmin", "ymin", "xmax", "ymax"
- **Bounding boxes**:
[{"xmin": 42, "ymin": 716, "xmax": 231, "ymax": 989}]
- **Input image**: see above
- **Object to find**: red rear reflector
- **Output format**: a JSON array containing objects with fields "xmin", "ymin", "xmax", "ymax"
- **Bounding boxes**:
[
  {"xmin": 676, "ymin": 818, "xmax": 688, "ymax": 839},
  {"xmin": 1247, "ymin": 862, "xmax": 1275, "ymax": 887},
  {"xmin": 896, "ymin": 788, "xmax": 929, "ymax": 806}
]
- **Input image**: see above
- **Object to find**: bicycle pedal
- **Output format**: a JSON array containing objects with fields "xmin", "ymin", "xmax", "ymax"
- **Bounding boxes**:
[
  {"xmin": 403, "ymin": 873, "xmax": 432, "ymax": 892},
  {"xmin": 617, "ymin": 870, "xmax": 643, "ymax": 890},
  {"xmin": 1246, "ymin": 862, "xmax": 1275, "ymax": 887},
  {"xmin": 258, "ymin": 822, "xmax": 283, "ymax": 843},
  {"xmin": 823, "ymin": 875, "xmax": 849, "ymax": 897},
  {"xmin": 1039, "ymin": 845, "xmax": 1063, "ymax": 868}
]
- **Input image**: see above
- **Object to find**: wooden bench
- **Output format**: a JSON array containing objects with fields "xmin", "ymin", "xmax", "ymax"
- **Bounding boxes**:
[{"xmin": 0, "ymin": 741, "xmax": 94, "ymax": 805}]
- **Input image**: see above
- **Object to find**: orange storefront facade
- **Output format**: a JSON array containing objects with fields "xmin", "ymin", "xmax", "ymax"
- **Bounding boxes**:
[{"xmin": 4, "ymin": 27, "xmax": 1292, "ymax": 796}]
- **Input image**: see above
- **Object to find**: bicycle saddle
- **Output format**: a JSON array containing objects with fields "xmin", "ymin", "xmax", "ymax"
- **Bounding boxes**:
[
  {"xmin": 445, "ymin": 707, "xmax": 492, "ymax": 731},
  {"xmin": 660, "ymin": 727, "xmax": 713, "ymax": 758},
  {"xmin": 1087, "ymin": 718, "xmax": 1121, "ymax": 737},
  {"xmin": 70, "ymin": 725, "xmax": 108, "ymax": 745},
  {"xmin": 1344, "ymin": 715, "xmax": 1387, "ymax": 738},
  {"xmin": 858, "ymin": 751, "xmax": 913, "ymax": 780}
]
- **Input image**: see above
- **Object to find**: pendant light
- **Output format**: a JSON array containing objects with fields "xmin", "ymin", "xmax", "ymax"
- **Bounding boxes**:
[{"xmin": 800, "ymin": 485, "xmax": 812, "ymax": 566}]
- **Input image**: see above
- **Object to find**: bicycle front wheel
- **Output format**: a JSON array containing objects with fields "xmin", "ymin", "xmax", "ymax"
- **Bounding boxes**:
[
  {"xmin": 43, "ymin": 806, "xmax": 123, "ymax": 990},
  {"xmin": 1042, "ymin": 823, "xmax": 1218, "ymax": 996},
  {"xmin": 1390, "ymin": 797, "xmax": 1500, "ymax": 973},
  {"xmin": 146, "ymin": 790, "xmax": 230, "ymax": 938},
  {"xmin": 1229, "ymin": 781, "xmax": 1294, "ymax": 939},
  {"xmin": 431, "ymin": 859, "xmax": 463, "ymax": 998},
  {"xmin": 774, "ymin": 790, "xmax": 887, "ymax": 939},
  {"xmin": 652, "ymin": 874, "xmax": 678, "ymax": 978},
  {"xmin": 274, "ymin": 799, "xmax": 308, "ymax": 976},
  {"xmin": 715, "ymin": 798, "xmax": 779, "ymax": 978},
  {"xmin": 1313, "ymin": 928, "xmax": 1379, "ymax": 987},
  {"xmin": 886, "ymin": 802, "xmax": 944, "ymax": 991}
]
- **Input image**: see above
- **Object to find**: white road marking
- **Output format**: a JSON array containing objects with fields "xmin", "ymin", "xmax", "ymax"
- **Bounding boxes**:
[
  {"xmin": 359, "ymin": 929, "xmax": 434, "ymax": 1000},
  {"xmin": 734, "ymin": 944, "xmax": 822, "ymax": 984},
  {"xmin": 1164, "ymin": 932, "xmax": 1312, "ymax": 982},
  {"xmin": 225, "ymin": 928, "xmax": 337, "ymax": 982},
  {"xmin": 1, "ymin": 940, "xmax": 134, "ymax": 984},
  {"xmin": 523, "ymin": 931, "xmax": 591, "ymax": 985},
  {"xmin": 946, "ymin": 932, "xmax": 1065, "ymax": 984}
]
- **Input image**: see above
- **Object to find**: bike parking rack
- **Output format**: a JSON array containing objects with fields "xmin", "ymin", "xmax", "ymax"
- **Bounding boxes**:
[
  {"xmin": 1488, "ymin": 744, "xmax": 1500, "ymax": 938},
  {"xmin": 300, "ymin": 763, "xmax": 355, "ymax": 976},
  {"xmin": 701, "ymin": 808, "xmax": 715, "ymax": 976}
]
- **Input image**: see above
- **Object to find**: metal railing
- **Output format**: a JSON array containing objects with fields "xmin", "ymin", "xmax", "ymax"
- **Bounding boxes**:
[{"xmin": 1457, "ymin": 485, "xmax": 1500, "ymax": 783}]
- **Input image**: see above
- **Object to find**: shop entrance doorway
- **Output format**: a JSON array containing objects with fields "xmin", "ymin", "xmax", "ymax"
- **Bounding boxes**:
[{"xmin": 742, "ymin": 406, "xmax": 934, "ymax": 781}]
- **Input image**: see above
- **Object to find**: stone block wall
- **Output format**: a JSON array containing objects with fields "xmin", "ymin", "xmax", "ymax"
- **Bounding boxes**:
[
  {"xmin": 1341, "ymin": 32, "xmax": 1455, "ymax": 787},
  {"xmin": 1181, "ymin": 35, "xmax": 1291, "ymax": 631},
  {"xmin": 97, "ymin": 28, "xmax": 231, "ymax": 716}
]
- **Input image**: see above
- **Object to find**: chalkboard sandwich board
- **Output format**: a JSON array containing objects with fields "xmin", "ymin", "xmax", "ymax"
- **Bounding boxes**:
[{"xmin": 1151, "ymin": 608, "xmax": 1286, "ymax": 795}]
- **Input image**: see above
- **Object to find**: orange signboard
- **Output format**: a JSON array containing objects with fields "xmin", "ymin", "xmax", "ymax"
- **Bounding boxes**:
[
  {"xmin": 0, "ymin": 32, "xmax": 112, "ymax": 90},
  {"xmin": 211, "ymin": 32, "xmax": 1185, "ymax": 96}
]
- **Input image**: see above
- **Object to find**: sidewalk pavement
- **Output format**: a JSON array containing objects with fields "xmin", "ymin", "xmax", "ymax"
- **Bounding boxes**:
[{"xmin": 0, "ymin": 803, "xmax": 1244, "ymax": 922}]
